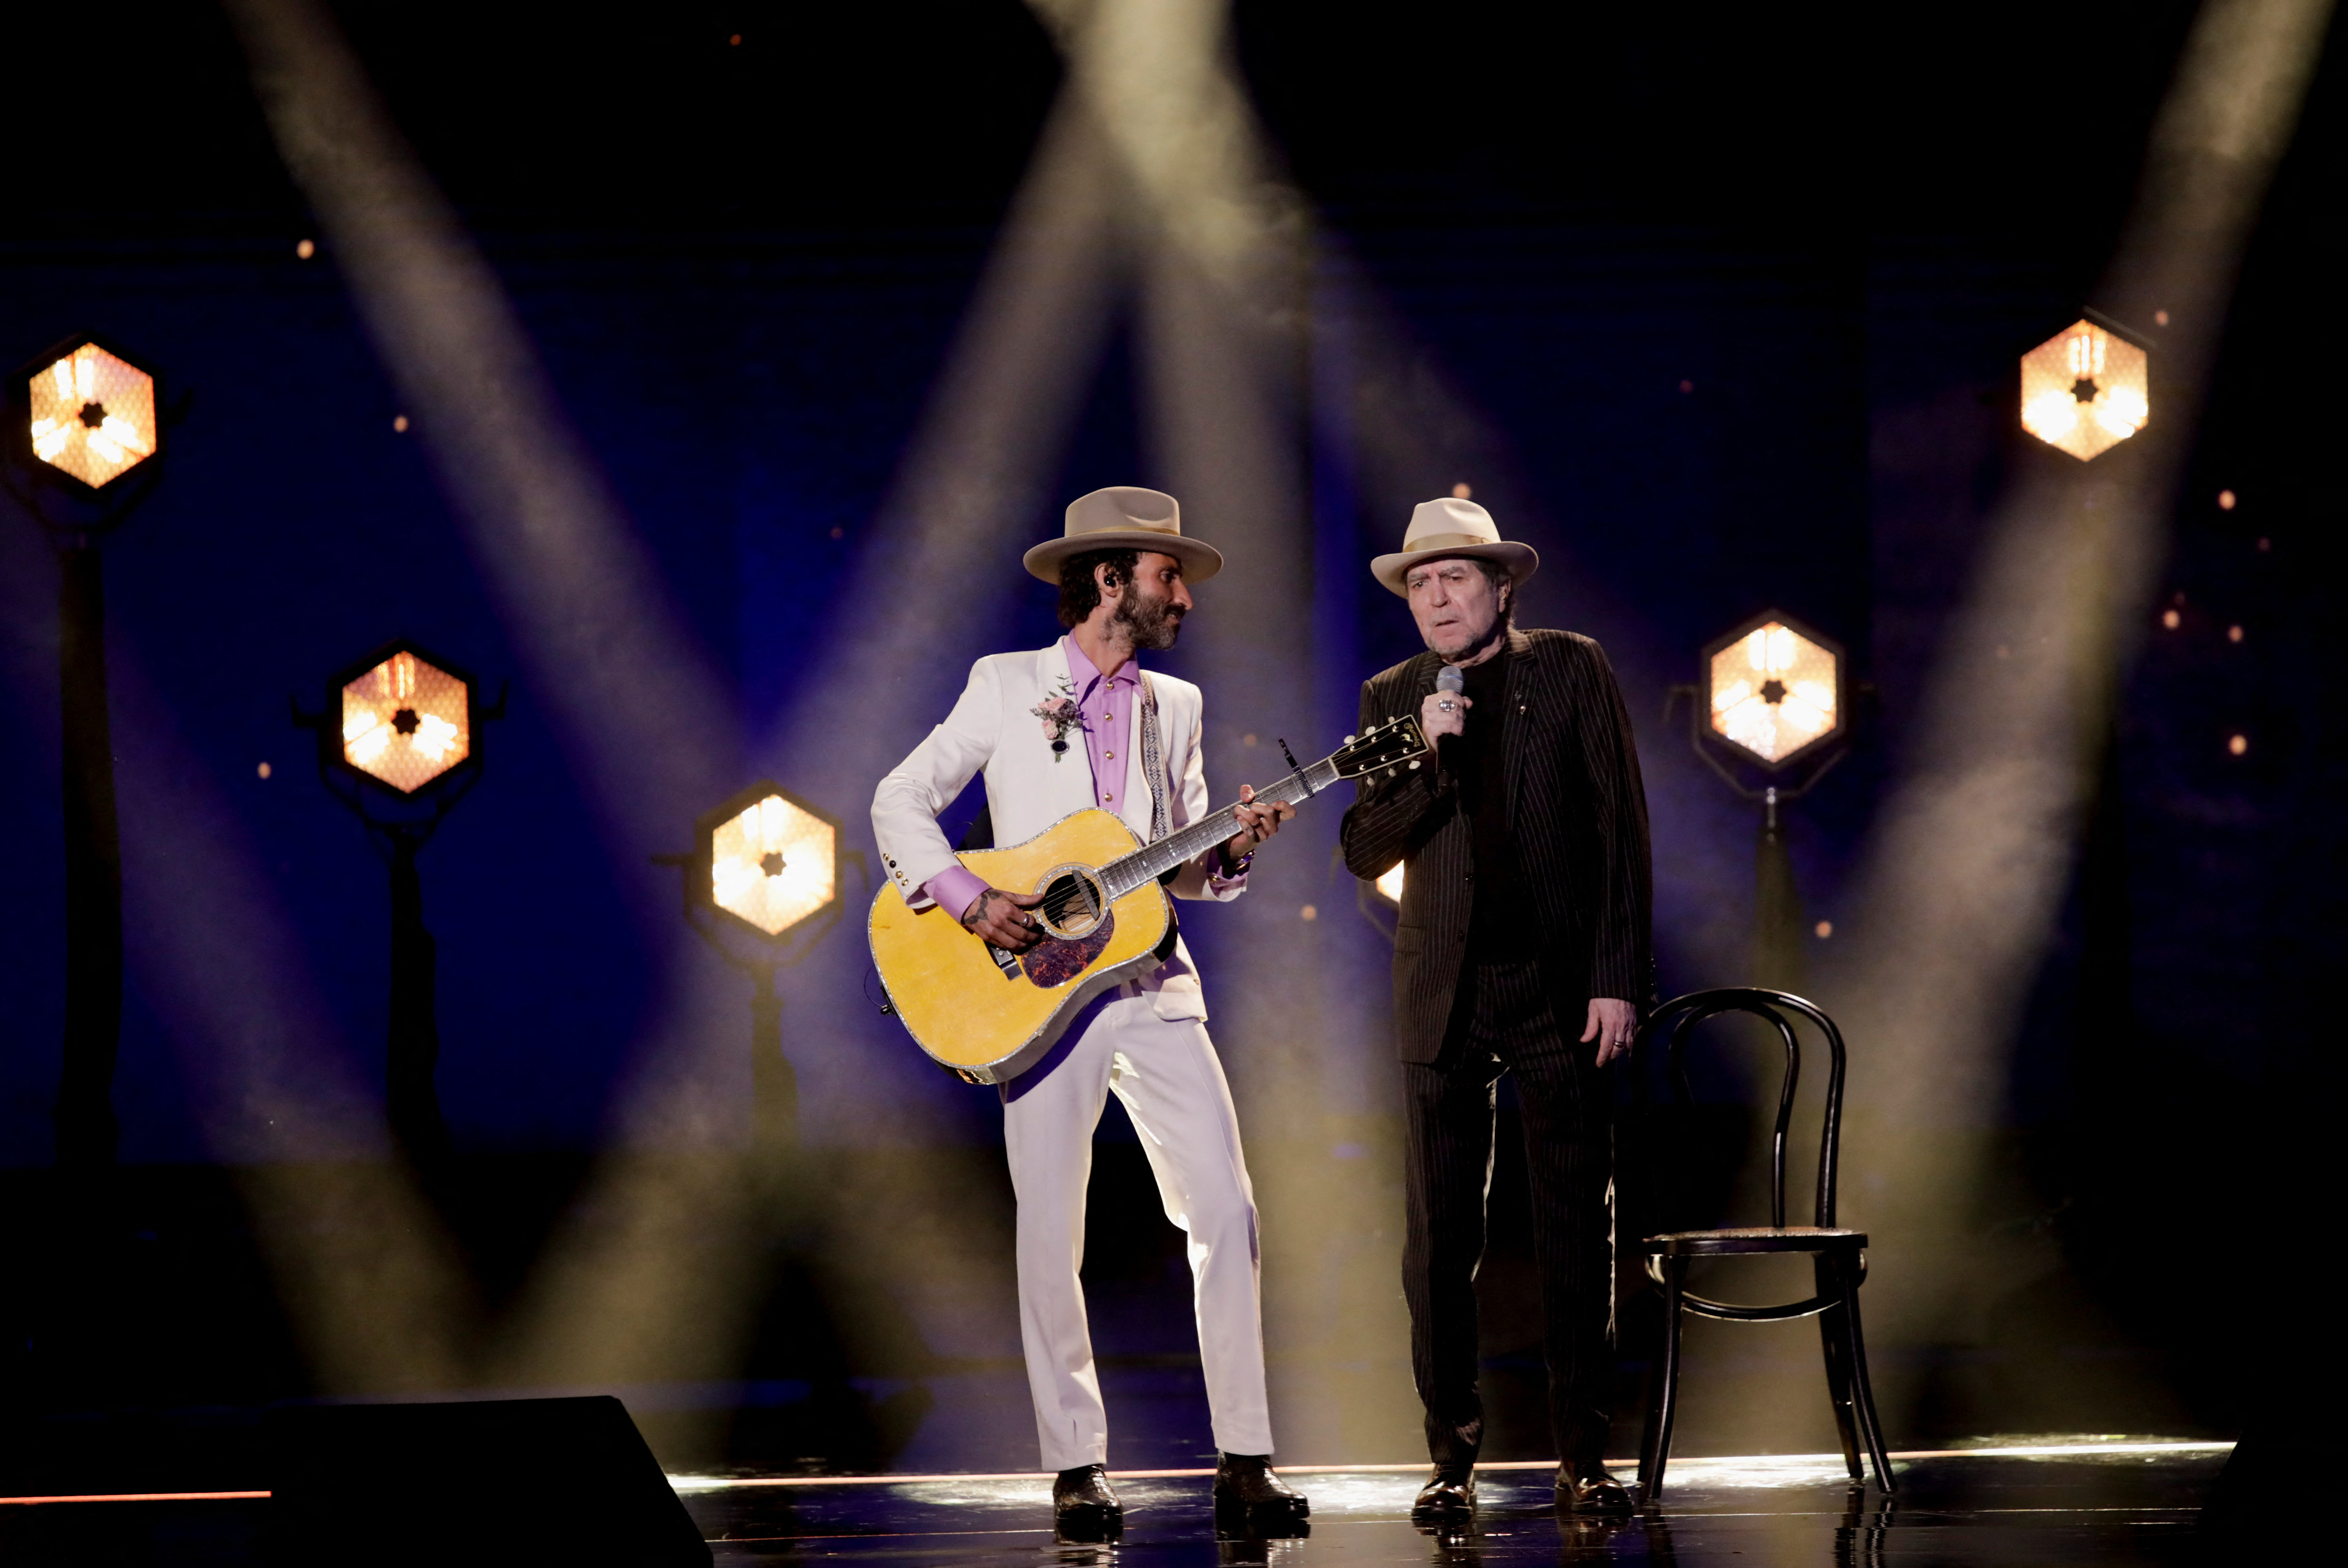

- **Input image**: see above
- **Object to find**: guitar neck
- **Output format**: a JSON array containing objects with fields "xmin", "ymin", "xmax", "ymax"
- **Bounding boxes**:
[{"xmin": 1101, "ymin": 757, "xmax": 1344, "ymax": 898}]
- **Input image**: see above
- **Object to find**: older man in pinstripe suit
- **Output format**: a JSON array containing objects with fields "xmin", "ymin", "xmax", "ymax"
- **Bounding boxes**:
[{"xmin": 1341, "ymin": 498, "xmax": 1653, "ymax": 1520}]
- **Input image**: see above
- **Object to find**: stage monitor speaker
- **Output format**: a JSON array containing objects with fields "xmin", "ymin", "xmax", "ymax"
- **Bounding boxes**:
[{"xmin": 266, "ymin": 1394, "xmax": 711, "ymax": 1566}]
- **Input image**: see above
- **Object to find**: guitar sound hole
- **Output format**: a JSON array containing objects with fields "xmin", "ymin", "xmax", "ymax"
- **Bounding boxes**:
[{"xmin": 1037, "ymin": 871, "xmax": 1103, "ymax": 938}]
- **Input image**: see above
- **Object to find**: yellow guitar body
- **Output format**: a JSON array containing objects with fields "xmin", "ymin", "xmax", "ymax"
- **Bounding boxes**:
[{"xmin": 867, "ymin": 808, "xmax": 1172, "ymax": 1084}]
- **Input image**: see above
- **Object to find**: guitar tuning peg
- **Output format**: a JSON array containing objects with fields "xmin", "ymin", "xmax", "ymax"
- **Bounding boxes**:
[
  {"xmin": 1344, "ymin": 734, "xmax": 1356, "ymax": 745},
  {"xmin": 1410, "ymin": 759, "xmax": 1422, "ymax": 770}
]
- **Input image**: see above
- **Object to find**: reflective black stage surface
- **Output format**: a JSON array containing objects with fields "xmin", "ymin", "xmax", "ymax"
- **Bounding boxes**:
[
  {"xmin": 0, "ymin": 1441, "xmax": 2230, "ymax": 1565},
  {"xmin": 676, "ymin": 1444, "xmax": 2228, "ymax": 1566}
]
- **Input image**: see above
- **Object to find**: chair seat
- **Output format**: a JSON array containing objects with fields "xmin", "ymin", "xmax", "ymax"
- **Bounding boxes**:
[{"xmin": 1645, "ymin": 1226, "xmax": 1866, "ymax": 1256}]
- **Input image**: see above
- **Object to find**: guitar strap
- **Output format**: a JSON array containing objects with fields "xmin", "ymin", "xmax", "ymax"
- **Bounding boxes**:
[
  {"xmin": 1138, "ymin": 675, "xmax": 1182, "ymax": 962},
  {"xmin": 1138, "ymin": 671, "xmax": 1170, "ymax": 844}
]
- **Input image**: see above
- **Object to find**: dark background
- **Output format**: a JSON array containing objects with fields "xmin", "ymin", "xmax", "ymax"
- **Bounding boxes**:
[{"xmin": 1, "ymin": 0, "xmax": 2339, "ymax": 1476}]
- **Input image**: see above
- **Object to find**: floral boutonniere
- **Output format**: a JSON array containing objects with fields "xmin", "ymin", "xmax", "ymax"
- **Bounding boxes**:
[{"xmin": 1032, "ymin": 678, "xmax": 1087, "ymax": 760}]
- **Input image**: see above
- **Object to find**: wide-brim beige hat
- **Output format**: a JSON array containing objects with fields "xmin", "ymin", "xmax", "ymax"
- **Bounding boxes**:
[
  {"xmin": 1023, "ymin": 486, "xmax": 1224, "ymax": 584},
  {"xmin": 1371, "ymin": 497, "xmax": 1540, "ymax": 596}
]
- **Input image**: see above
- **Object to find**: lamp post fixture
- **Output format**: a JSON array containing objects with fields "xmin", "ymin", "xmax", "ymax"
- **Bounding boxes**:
[
  {"xmin": 1670, "ymin": 610, "xmax": 1850, "ymax": 992},
  {"xmin": 2021, "ymin": 316, "xmax": 2149, "ymax": 461},
  {"xmin": 3, "ymin": 336, "xmax": 167, "ymax": 1171},
  {"xmin": 659, "ymin": 782, "xmax": 851, "ymax": 1148},
  {"xmin": 296, "ymin": 640, "xmax": 500, "ymax": 1167}
]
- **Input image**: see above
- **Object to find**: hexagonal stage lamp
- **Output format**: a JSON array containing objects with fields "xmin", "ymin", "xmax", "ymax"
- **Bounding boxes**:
[
  {"xmin": 298, "ymin": 639, "xmax": 498, "ymax": 1165},
  {"xmin": 337, "ymin": 644, "xmax": 474, "ymax": 796},
  {"xmin": 2021, "ymin": 318, "xmax": 2148, "ymax": 461},
  {"xmin": 28, "ymin": 339, "xmax": 158, "ymax": 491},
  {"xmin": 676, "ymin": 782, "xmax": 848, "ymax": 1147},
  {"xmin": 15, "ymin": 334, "xmax": 170, "ymax": 1167},
  {"xmin": 698, "ymin": 783, "xmax": 841, "ymax": 942},
  {"xmin": 1704, "ymin": 612, "xmax": 1844, "ymax": 771}
]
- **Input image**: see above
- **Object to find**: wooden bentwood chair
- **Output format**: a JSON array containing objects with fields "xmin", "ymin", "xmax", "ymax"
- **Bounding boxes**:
[{"xmin": 1634, "ymin": 987, "xmax": 1894, "ymax": 1500}]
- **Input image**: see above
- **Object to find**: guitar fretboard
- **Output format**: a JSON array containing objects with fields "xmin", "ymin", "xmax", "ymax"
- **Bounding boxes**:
[{"xmin": 1100, "ymin": 757, "xmax": 1345, "ymax": 898}]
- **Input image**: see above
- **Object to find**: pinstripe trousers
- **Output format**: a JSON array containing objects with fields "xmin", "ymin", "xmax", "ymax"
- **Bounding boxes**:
[{"xmin": 1403, "ymin": 959, "xmax": 1615, "ymax": 1473}]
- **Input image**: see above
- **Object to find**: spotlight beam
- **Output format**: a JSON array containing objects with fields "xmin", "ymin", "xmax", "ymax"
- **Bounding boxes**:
[
  {"xmin": 753, "ymin": 86, "xmax": 1128, "ymax": 807},
  {"xmin": 1055, "ymin": 0, "xmax": 1308, "ymax": 295},
  {"xmin": 1030, "ymin": 0, "xmax": 1440, "ymax": 1459},
  {"xmin": 1825, "ymin": 0, "xmax": 2334, "ymax": 1419},
  {"xmin": 223, "ymin": 0, "xmax": 738, "ymax": 865},
  {"xmin": 502, "ymin": 29, "xmax": 1133, "ymax": 1415},
  {"xmin": 225, "ymin": 0, "xmax": 803, "ymax": 1420},
  {"xmin": 2106, "ymin": 0, "xmax": 2338, "ymax": 351},
  {"xmin": 70, "ymin": 607, "xmax": 476, "ymax": 1393}
]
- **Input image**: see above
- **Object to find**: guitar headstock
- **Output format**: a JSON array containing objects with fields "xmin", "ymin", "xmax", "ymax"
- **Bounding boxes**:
[{"xmin": 1329, "ymin": 715, "xmax": 1432, "ymax": 780}]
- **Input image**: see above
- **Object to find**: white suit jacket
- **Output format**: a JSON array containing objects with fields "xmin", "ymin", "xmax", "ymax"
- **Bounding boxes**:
[{"xmin": 872, "ymin": 639, "xmax": 1243, "ymax": 1022}]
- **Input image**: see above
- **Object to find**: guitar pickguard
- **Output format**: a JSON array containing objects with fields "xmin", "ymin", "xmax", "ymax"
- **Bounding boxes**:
[{"xmin": 1020, "ymin": 911, "xmax": 1116, "ymax": 987}]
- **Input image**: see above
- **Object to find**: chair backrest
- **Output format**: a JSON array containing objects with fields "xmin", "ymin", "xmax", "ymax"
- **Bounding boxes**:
[{"xmin": 1633, "ymin": 987, "xmax": 1848, "ymax": 1230}]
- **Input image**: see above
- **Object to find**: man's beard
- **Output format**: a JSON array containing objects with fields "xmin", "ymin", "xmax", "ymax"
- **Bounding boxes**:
[{"xmin": 1112, "ymin": 586, "xmax": 1185, "ymax": 650}]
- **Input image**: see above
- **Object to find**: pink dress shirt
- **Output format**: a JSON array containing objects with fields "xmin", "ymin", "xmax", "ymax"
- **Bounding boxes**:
[{"xmin": 922, "ymin": 637, "xmax": 1244, "ymax": 924}]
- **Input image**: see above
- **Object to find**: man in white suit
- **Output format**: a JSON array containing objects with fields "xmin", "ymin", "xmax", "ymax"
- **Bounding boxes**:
[{"xmin": 871, "ymin": 487, "xmax": 1307, "ymax": 1539}]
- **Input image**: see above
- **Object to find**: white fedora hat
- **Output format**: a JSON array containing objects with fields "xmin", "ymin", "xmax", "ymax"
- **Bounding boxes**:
[
  {"xmin": 1371, "ymin": 497, "xmax": 1540, "ymax": 597},
  {"xmin": 1022, "ymin": 486, "xmax": 1224, "ymax": 584}
]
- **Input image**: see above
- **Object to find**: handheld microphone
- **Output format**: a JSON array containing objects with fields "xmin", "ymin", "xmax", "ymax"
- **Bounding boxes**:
[{"xmin": 1434, "ymin": 664, "xmax": 1465, "ymax": 770}]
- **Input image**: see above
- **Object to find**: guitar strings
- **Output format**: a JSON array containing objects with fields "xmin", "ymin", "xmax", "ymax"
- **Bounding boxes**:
[{"xmin": 1020, "ymin": 731, "xmax": 1410, "ymax": 930}]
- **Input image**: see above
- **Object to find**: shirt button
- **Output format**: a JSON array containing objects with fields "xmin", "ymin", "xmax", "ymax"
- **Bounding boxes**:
[{"xmin": 1105, "ymin": 751, "xmax": 1115, "ymax": 759}]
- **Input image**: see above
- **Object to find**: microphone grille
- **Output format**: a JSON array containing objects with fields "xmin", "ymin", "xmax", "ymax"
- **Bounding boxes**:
[{"xmin": 1436, "ymin": 665, "xmax": 1465, "ymax": 693}]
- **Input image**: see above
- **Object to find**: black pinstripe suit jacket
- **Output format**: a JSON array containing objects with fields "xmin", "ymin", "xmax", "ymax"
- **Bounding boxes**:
[{"xmin": 1340, "ymin": 627, "xmax": 1653, "ymax": 1064}]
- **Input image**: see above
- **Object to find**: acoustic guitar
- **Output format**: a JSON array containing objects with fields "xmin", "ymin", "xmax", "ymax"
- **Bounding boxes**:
[{"xmin": 869, "ymin": 718, "xmax": 1431, "ymax": 1083}]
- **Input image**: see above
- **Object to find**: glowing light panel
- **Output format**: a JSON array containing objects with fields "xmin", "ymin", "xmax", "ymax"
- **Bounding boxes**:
[
  {"xmin": 340, "ymin": 650, "xmax": 471, "ymax": 793},
  {"xmin": 27, "ymin": 342, "xmax": 158, "ymax": 490},
  {"xmin": 710, "ymin": 793, "xmax": 837, "ymax": 937},
  {"xmin": 2020, "ymin": 319, "xmax": 2148, "ymax": 461},
  {"xmin": 1708, "ymin": 620, "xmax": 1840, "ymax": 767}
]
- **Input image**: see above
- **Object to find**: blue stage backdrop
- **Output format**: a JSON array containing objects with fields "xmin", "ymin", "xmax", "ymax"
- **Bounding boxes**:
[{"xmin": 0, "ymin": 209, "xmax": 2331, "ymax": 1169}]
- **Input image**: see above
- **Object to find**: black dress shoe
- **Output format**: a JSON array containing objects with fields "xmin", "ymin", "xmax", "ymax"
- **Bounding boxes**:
[
  {"xmin": 1554, "ymin": 1466, "xmax": 1634, "ymax": 1514},
  {"xmin": 1054, "ymin": 1464, "xmax": 1123, "ymax": 1540},
  {"xmin": 1410, "ymin": 1469, "xmax": 1476, "ymax": 1522},
  {"xmin": 1214, "ymin": 1453, "xmax": 1310, "ymax": 1531}
]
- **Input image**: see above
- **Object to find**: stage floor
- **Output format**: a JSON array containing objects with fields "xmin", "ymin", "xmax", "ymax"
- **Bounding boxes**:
[
  {"xmin": 0, "ymin": 1438, "xmax": 2228, "ymax": 1564},
  {"xmin": 676, "ymin": 1440, "xmax": 2225, "ymax": 1565}
]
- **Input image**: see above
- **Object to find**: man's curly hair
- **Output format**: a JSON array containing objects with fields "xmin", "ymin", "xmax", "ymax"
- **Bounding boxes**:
[{"xmin": 1055, "ymin": 547, "xmax": 1142, "ymax": 629}]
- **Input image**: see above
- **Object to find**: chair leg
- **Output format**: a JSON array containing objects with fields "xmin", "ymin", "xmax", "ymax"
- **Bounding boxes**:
[
  {"xmin": 1636, "ymin": 1343, "xmax": 1665, "ymax": 1491},
  {"xmin": 1642, "ymin": 1255, "xmax": 1686, "ymax": 1503},
  {"xmin": 1815, "ymin": 1255, "xmax": 1862, "ymax": 1481},
  {"xmin": 1837, "ymin": 1259, "xmax": 1896, "ymax": 1494}
]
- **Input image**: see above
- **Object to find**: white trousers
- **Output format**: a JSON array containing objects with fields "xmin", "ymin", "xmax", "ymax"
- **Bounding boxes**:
[{"xmin": 1002, "ymin": 993, "xmax": 1274, "ymax": 1471}]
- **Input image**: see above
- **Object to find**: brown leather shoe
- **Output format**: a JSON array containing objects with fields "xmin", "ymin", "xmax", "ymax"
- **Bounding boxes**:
[
  {"xmin": 1054, "ymin": 1464, "xmax": 1123, "ymax": 1540},
  {"xmin": 1411, "ymin": 1469, "xmax": 1476, "ymax": 1522},
  {"xmin": 1555, "ymin": 1466, "xmax": 1633, "ymax": 1514}
]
